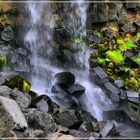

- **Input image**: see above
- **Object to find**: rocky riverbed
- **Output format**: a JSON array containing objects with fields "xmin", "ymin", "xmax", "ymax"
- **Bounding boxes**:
[{"xmin": 0, "ymin": 2, "xmax": 140, "ymax": 140}]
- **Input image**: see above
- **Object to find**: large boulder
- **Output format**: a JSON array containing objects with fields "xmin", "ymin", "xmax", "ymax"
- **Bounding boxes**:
[
  {"xmin": 54, "ymin": 72, "xmax": 75, "ymax": 89},
  {"xmin": 24, "ymin": 108, "xmax": 57, "ymax": 135},
  {"xmin": 53, "ymin": 110, "xmax": 83, "ymax": 129},
  {"xmin": 104, "ymin": 82, "xmax": 120, "ymax": 102},
  {"xmin": 99, "ymin": 120, "xmax": 118, "ymax": 137},
  {"xmin": 32, "ymin": 95, "xmax": 60, "ymax": 114},
  {"xmin": 68, "ymin": 83, "xmax": 85, "ymax": 97},
  {"xmin": 0, "ymin": 96, "xmax": 27, "ymax": 137},
  {"xmin": 0, "ymin": 86, "xmax": 31, "ymax": 110}
]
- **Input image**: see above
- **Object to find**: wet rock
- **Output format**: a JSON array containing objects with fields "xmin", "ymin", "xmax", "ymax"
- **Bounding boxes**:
[
  {"xmin": 54, "ymin": 27, "xmax": 71, "ymax": 44},
  {"xmin": 88, "ymin": 35, "xmax": 102, "ymax": 43},
  {"xmin": 68, "ymin": 83, "xmax": 85, "ymax": 97},
  {"xmin": 119, "ymin": 101, "xmax": 140, "ymax": 124},
  {"xmin": 104, "ymin": 82, "xmax": 120, "ymax": 102},
  {"xmin": 53, "ymin": 110, "xmax": 83, "ymax": 129},
  {"xmin": 93, "ymin": 67, "xmax": 108, "ymax": 85},
  {"xmin": 24, "ymin": 108, "xmax": 57, "ymax": 134},
  {"xmin": 114, "ymin": 80, "xmax": 124, "ymax": 88},
  {"xmin": 124, "ymin": 57, "xmax": 139, "ymax": 68},
  {"xmin": 15, "ymin": 48, "xmax": 27, "ymax": 56},
  {"xmin": 99, "ymin": 120, "xmax": 118, "ymax": 137},
  {"xmin": 1, "ymin": 26, "xmax": 14, "ymax": 41},
  {"xmin": 126, "ymin": 90, "xmax": 139, "ymax": 98},
  {"xmin": 0, "ymin": 96, "xmax": 27, "ymax": 137},
  {"xmin": 54, "ymin": 72, "xmax": 75, "ymax": 89},
  {"xmin": 34, "ymin": 95, "xmax": 60, "ymax": 114},
  {"xmin": 120, "ymin": 89, "xmax": 127, "ymax": 100},
  {"xmin": 121, "ymin": 24, "xmax": 136, "ymax": 33},
  {"xmin": 89, "ymin": 58, "xmax": 98, "ymax": 68},
  {"xmin": 51, "ymin": 84, "xmax": 79, "ymax": 109}
]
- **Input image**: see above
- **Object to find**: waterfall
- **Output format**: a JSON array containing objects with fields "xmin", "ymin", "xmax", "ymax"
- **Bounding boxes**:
[{"xmin": 24, "ymin": 1, "xmax": 114, "ymax": 121}]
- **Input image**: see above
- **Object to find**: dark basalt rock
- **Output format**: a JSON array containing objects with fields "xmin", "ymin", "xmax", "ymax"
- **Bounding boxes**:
[
  {"xmin": 54, "ymin": 72, "xmax": 75, "ymax": 89},
  {"xmin": 33, "ymin": 95, "xmax": 60, "ymax": 114},
  {"xmin": 99, "ymin": 120, "xmax": 118, "ymax": 137},
  {"xmin": 104, "ymin": 82, "xmax": 120, "ymax": 102},
  {"xmin": 68, "ymin": 83, "xmax": 85, "ymax": 97},
  {"xmin": 121, "ymin": 24, "xmax": 136, "ymax": 33},
  {"xmin": 24, "ymin": 108, "xmax": 57, "ymax": 135},
  {"xmin": 89, "ymin": 58, "xmax": 98, "ymax": 68},
  {"xmin": 53, "ymin": 110, "xmax": 83, "ymax": 129},
  {"xmin": 1, "ymin": 26, "xmax": 14, "ymax": 42},
  {"xmin": 88, "ymin": 35, "xmax": 102, "ymax": 43}
]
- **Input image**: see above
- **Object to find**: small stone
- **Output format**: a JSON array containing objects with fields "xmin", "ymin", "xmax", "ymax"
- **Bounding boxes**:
[
  {"xmin": 1, "ymin": 26, "xmax": 14, "ymax": 41},
  {"xmin": 121, "ymin": 24, "xmax": 136, "ymax": 33}
]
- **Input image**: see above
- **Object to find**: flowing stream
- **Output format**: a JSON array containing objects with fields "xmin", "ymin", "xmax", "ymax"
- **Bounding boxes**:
[{"xmin": 24, "ymin": 1, "xmax": 114, "ymax": 121}]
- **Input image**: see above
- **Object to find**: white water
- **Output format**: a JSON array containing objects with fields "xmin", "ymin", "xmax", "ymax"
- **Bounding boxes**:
[{"xmin": 24, "ymin": 1, "xmax": 114, "ymax": 121}]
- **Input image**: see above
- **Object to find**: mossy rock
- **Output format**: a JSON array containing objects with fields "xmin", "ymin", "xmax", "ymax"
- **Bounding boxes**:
[
  {"xmin": 4, "ymin": 75, "xmax": 30, "ymax": 93},
  {"xmin": 0, "ymin": 56, "xmax": 7, "ymax": 70},
  {"xmin": 125, "ymin": 77, "xmax": 140, "ymax": 91}
]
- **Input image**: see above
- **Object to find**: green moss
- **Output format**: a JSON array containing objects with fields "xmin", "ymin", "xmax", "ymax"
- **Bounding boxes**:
[
  {"xmin": 125, "ymin": 67, "xmax": 130, "ymax": 73},
  {"xmin": 105, "ymin": 50, "xmax": 124, "ymax": 65},
  {"xmin": 0, "ymin": 57, "xmax": 7, "ymax": 70},
  {"xmin": 97, "ymin": 57, "xmax": 105, "ymax": 64},
  {"xmin": 133, "ymin": 57, "xmax": 140, "ymax": 65},
  {"xmin": 4, "ymin": 75, "xmax": 30, "ymax": 93}
]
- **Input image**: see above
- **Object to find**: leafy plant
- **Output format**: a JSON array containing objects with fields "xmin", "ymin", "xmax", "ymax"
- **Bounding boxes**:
[
  {"xmin": 133, "ymin": 57, "xmax": 140, "ymax": 65},
  {"xmin": 106, "ymin": 50, "xmax": 124, "ymax": 65},
  {"xmin": 97, "ymin": 57, "xmax": 105, "ymax": 64}
]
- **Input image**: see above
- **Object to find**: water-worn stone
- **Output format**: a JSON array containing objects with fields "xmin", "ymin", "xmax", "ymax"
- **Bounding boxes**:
[
  {"xmin": 35, "ymin": 95, "xmax": 60, "ymax": 114},
  {"xmin": 89, "ymin": 58, "xmax": 98, "ymax": 68},
  {"xmin": 68, "ymin": 83, "xmax": 85, "ymax": 97},
  {"xmin": 54, "ymin": 72, "xmax": 75, "ymax": 89},
  {"xmin": 25, "ymin": 108, "xmax": 57, "ymax": 135},
  {"xmin": 0, "ymin": 96, "xmax": 27, "ymax": 137},
  {"xmin": 126, "ymin": 90, "xmax": 139, "ymax": 98},
  {"xmin": 0, "ymin": 85, "xmax": 12, "ymax": 98},
  {"xmin": 15, "ymin": 48, "xmax": 28, "ymax": 56},
  {"xmin": 53, "ymin": 110, "xmax": 83, "ymax": 129},
  {"xmin": 100, "ymin": 120, "xmax": 118, "ymax": 137},
  {"xmin": 94, "ymin": 67, "xmax": 108, "ymax": 79},
  {"xmin": 114, "ymin": 80, "xmax": 124, "ymax": 88},
  {"xmin": 104, "ymin": 82, "xmax": 120, "ymax": 102},
  {"xmin": 1, "ymin": 26, "xmax": 14, "ymax": 41}
]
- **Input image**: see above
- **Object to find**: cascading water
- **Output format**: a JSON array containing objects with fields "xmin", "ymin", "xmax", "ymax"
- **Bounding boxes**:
[{"xmin": 24, "ymin": 1, "xmax": 114, "ymax": 121}]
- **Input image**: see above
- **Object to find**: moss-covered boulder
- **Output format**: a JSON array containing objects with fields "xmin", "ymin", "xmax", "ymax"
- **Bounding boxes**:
[{"xmin": 4, "ymin": 75, "xmax": 30, "ymax": 93}]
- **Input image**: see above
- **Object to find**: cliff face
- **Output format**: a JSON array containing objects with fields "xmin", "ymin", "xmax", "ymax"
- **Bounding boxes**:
[{"xmin": 0, "ymin": 2, "xmax": 140, "ymax": 29}]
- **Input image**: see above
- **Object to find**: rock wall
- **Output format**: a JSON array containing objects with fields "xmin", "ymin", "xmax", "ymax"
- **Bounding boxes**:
[{"xmin": 88, "ymin": 1, "xmax": 140, "ymax": 30}]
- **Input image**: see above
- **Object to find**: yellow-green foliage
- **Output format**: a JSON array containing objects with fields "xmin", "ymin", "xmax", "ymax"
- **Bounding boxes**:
[
  {"xmin": 133, "ymin": 57, "xmax": 140, "ymax": 65},
  {"xmin": 5, "ymin": 75, "xmax": 30, "ymax": 93},
  {"xmin": 119, "ymin": 39, "xmax": 138, "ymax": 52},
  {"xmin": 125, "ymin": 77, "xmax": 140, "ymax": 91},
  {"xmin": 23, "ymin": 80, "xmax": 30, "ymax": 93},
  {"xmin": 97, "ymin": 57, "xmax": 105, "ymax": 64},
  {"xmin": 105, "ymin": 50, "xmax": 124, "ymax": 65},
  {"xmin": 0, "ymin": 57, "xmax": 7, "ymax": 70}
]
